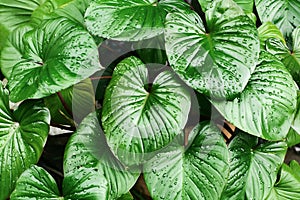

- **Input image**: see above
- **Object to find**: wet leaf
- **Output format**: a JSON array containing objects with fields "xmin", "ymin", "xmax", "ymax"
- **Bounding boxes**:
[
  {"xmin": 255, "ymin": 0, "xmax": 300, "ymax": 45},
  {"xmin": 144, "ymin": 121, "xmax": 229, "ymax": 200},
  {"xmin": 212, "ymin": 51, "xmax": 297, "ymax": 140},
  {"xmin": 64, "ymin": 111, "xmax": 140, "ymax": 199},
  {"xmin": 0, "ymin": 83, "xmax": 50, "ymax": 200},
  {"xmin": 102, "ymin": 56, "xmax": 191, "ymax": 166},
  {"xmin": 258, "ymin": 22, "xmax": 286, "ymax": 49},
  {"xmin": 266, "ymin": 26, "xmax": 300, "ymax": 85},
  {"xmin": 7, "ymin": 17, "xmax": 102, "ymax": 102},
  {"xmin": 221, "ymin": 131, "xmax": 287, "ymax": 200},
  {"xmin": 198, "ymin": 0, "xmax": 254, "ymax": 13},
  {"xmin": 266, "ymin": 160, "xmax": 300, "ymax": 200},
  {"xmin": 165, "ymin": 0, "xmax": 259, "ymax": 99},
  {"xmin": 10, "ymin": 165, "xmax": 61, "ymax": 199},
  {"xmin": 85, "ymin": 0, "xmax": 190, "ymax": 41}
]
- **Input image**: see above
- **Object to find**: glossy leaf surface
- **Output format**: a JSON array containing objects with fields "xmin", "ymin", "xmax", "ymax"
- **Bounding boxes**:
[
  {"xmin": 102, "ymin": 56, "xmax": 191, "ymax": 166},
  {"xmin": 266, "ymin": 160, "xmax": 300, "ymax": 200},
  {"xmin": 165, "ymin": 0, "xmax": 259, "ymax": 99},
  {"xmin": 0, "ymin": 84, "xmax": 50, "ymax": 200},
  {"xmin": 85, "ymin": 0, "xmax": 190, "ymax": 41},
  {"xmin": 221, "ymin": 132, "xmax": 287, "ymax": 200},
  {"xmin": 212, "ymin": 51, "xmax": 297, "ymax": 140},
  {"xmin": 8, "ymin": 17, "xmax": 102, "ymax": 102},
  {"xmin": 144, "ymin": 122, "xmax": 229, "ymax": 200},
  {"xmin": 255, "ymin": 0, "xmax": 300, "ymax": 43},
  {"xmin": 258, "ymin": 22, "xmax": 286, "ymax": 49},
  {"xmin": 64, "ymin": 111, "xmax": 140, "ymax": 199},
  {"xmin": 266, "ymin": 26, "xmax": 300, "ymax": 85},
  {"xmin": 10, "ymin": 165, "xmax": 61, "ymax": 199}
]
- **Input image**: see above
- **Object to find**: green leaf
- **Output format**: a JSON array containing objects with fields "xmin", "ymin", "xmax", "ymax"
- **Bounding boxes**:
[
  {"xmin": 8, "ymin": 17, "xmax": 102, "ymax": 102},
  {"xmin": 85, "ymin": 0, "xmax": 190, "ymax": 41},
  {"xmin": 292, "ymin": 91, "xmax": 300, "ymax": 133},
  {"xmin": 101, "ymin": 56, "xmax": 191, "ymax": 166},
  {"xmin": 255, "ymin": 0, "xmax": 300, "ymax": 45},
  {"xmin": 44, "ymin": 78, "xmax": 95, "ymax": 126},
  {"xmin": 221, "ymin": 132, "xmax": 287, "ymax": 200},
  {"xmin": 266, "ymin": 26, "xmax": 300, "ymax": 85},
  {"xmin": 10, "ymin": 165, "xmax": 61, "ymax": 199},
  {"xmin": 165, "ymin": 0, "xmax": 259, "ymax": 99},
  {"xmin": 0, "ymin": 83, "xmax": 50, "ymax": 200},
  {"xmin": 64, "ymin": 111, "xmax": 140, "ymax": 199},
  {"xmin": 258, "ymin": 22, "xmax": 286, "ymax": 49},
  {"xmin": 144, "ymin": 121, "xmax": 229, "ymax": 200},
  {"xmin": 212, "ymin": 51, "xmax": 297, "ymax": 140},
  {"xmin": 198, "ymin": 0, "xmax": 254, "ymax": 13},
  {"xmin": 0, "ymin": 24, "xmax": 9, "ymax": 52},
  {"xmin": 0, "ymin": 0, "xmax": 70, "ymax": 31},
  {"xmin": 286, "ymin": 128, "xmax": 300, "ymax": 147},
  {"xmin": 50, "ymin": 0, "xmax": 92, "ymax": 26},
  {"xmin": 266, "ymin": 160, "xmax": 300, "ymax": 200},
  {"xmin": 0, "ymin": 24, "xmax": 33, "ymax": 78}
]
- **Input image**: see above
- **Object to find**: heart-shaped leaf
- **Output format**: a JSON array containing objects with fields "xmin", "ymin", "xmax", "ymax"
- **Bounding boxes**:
[
  {"xmin": 221, "ymin": 132, "xmax": 287, "ymax": 200},
  {"xmin": 102, "ymin": 56, "xmax": 191, "ymax": 166},
  {"xmin": 212, "ymin": 51, "xmax": 297, "ymax": 140},
  {"xmin": 258, "ymin": 22, "xmax": 286, "ymax": 49},
  {"xmin": 0, "ymin": 83, "xmax": 50, "ymax": 200},
  {"xmin": 255, "ymin": 0, "xmax": 300, "ymax": 45},
  {"xmin": 165, "ymin": 0, "xmax": 259, "ymax": 99},
  {"xmin": 265, "ymin": 160, "xmax": 300, "ymax": 200},
  {"xmin": 266, "ymin": 26, "xmax": 300, "ymax": 85},
  {"xmin": 64, "ymin": 111, "xmax": 140, "ymax": 199},
  {"xmin": 144, "ymin": 121, "xmax": 229, "ymax": 200},
  {"xmin": 85, "ymin": 0, "xmax": 190, "ymax": 41},
  {"xmin": 7, "ymin": 17, "xmax": 102, "ymax": 102}
]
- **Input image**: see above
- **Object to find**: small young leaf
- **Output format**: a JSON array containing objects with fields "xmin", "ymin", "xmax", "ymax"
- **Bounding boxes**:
[
  {"xmin": 0, "ymin": 83, "xmax": 50, "ymax": 200},
  {"xmin": 286, "ymin": 128, "xmax": 300, "ymax": 147},
  {"xmin": 258, "ymin": 22, "xmax": 286, "ymax": 49},
  {"xmin": 212, "ymin": 51, "xmax": 297, "ymax": 140},
  {"xmin": 8, "ymin": 17, "xmax": 102, "ymax": 102},
  {"xmin": 102, "ymin": 56, "xmax": 191, "ymax": 166},
  {"xmin": 221, "ymin": 132, "xmax": 287, "ymax": 200},
  {"xmin": 266, "ymin": 160, "xmax": 300, "ymax": 200},
  {"xmin": 144, "ymin": 121, "xmax": 229, "ymax": 200},
  {"xmin": 165, "ymin": 0, "xmax": 259, "ymax": 99},
  {"xmin": 85, "ymin": 0, "xmax": 190, "ymax": 41}
]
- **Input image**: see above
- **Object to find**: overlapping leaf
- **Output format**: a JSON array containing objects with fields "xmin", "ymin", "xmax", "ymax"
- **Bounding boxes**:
[
  {"xmin": 266, "ymin": 160, "xmax": 300, "ymax": 200},
  {"xmin": 144, "ymin": 122, "xmax": 229, "ymax": 200},
  {"xmin": 0, "ymin": 83, "xmax": 50, "ymax": 200},
  {"xmin": 165, "ymin": 0, "xmax": 259, "ymax": 99},
  {"xmin": 64, "ymin": 111, "xmax": 139, "ymax": 199},
  {"xmin": 212, "ymin": 51, "xmax": 297, "ymax": 140},
  {"xmin": 44, "ymin": 78, "xmax": 95, "ymax": 126},
  {"xmin": 102, "ymin": 56, "xmax": 191, "ymax": 166},
  {"xmin": 266, "ymin": 26, "xmax": 300, "ymax": 85},
  {"xmin": 221, "ymin": 132, "xmax": 287, "ymax": 200},
  {"xmin": 85, "ymin": 0, "xmax": 190, "ymax": 41},
  {"xmin": 198, "ymin": 0, "xmax": 254, "ymax": 13},
  {"xmin": 258, "ymin": 22, "xmax": 286, "ymax": 49},
  {"xmin": 255, "ymin": 0, "xmax": 300, "ymax": 44},
  {"xmin": 7, "ymin": 17, "xmax": 102, "ymax": 102}
]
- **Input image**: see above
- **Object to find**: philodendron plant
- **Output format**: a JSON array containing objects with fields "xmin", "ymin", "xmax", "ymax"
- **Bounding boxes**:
[{"xmin": 0, "ymin": 0, "xmax": 300, "ymax": 199}]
